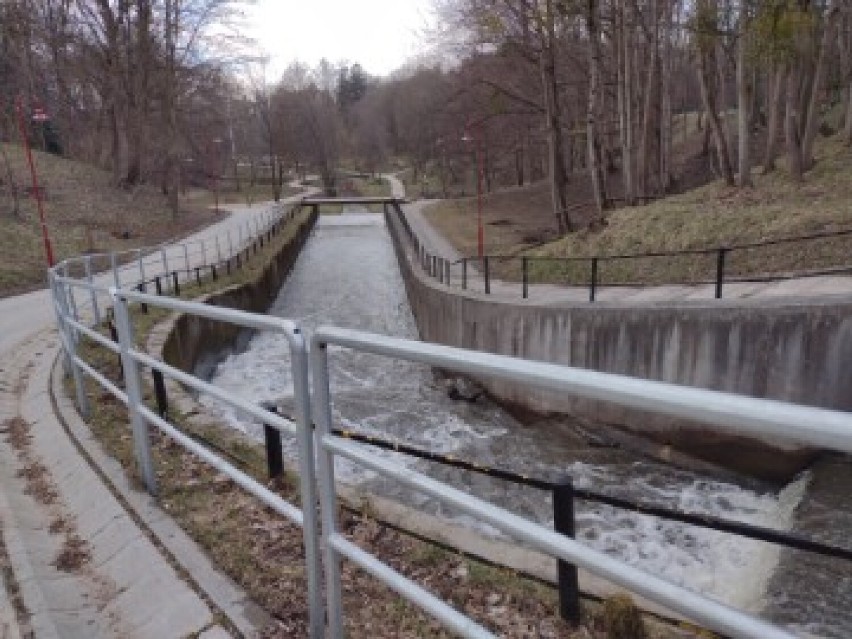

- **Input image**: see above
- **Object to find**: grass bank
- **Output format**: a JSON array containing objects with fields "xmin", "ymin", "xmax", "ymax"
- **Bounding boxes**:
[
  {"xmin": 0, "ymin": 145, "xmax": 227, "ymax": 297},
  {"xmin": 424, "ymin": 134, "xmax": 852, "ymax": 286}
]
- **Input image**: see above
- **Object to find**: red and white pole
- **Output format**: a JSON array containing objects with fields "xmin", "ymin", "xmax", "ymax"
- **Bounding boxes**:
[{"xmin": 15, "ymin": 95, "xmax": 55, "ymax": 267}]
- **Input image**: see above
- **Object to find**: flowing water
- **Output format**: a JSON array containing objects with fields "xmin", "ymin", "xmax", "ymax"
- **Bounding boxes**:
[{"xmin": 201, "ymin": 212, "xmax": 850, "ymax": 635}]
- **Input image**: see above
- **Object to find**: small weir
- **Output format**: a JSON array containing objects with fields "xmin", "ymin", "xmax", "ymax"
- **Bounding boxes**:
[{"xmin": 201, "ymin": 208, "xmax": 848, "ymax": 635}]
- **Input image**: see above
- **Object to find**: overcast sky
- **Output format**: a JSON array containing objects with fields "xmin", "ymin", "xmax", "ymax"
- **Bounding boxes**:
[{"xmin": 246, "ymin": 0, "xmax": 437, "ymax": 80}]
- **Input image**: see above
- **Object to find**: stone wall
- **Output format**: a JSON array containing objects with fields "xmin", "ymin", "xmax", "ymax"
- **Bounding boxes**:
[{"xmin": 386, "ymin": 208, "xmax": 852, "ymax": 479}]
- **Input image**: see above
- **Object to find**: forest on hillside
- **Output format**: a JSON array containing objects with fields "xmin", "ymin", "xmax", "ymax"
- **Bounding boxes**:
[{"xmin": 1, "ymin": 1, "xmax": 850, "ymax": 232}]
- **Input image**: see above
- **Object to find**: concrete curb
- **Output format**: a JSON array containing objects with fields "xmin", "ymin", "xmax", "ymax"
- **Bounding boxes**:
[{"xmin": 49, "ymin": 351, "xmax": 272, "ymax": 638}]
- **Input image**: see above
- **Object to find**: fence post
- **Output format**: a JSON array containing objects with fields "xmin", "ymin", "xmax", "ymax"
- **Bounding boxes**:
[
  {"xmin": 310, "ymin": 341, "xmax": 344, "ymax": 637},
  {"xmin": 715, "ymin": 248, "xmax": 728, "ymax": 299},
  {"xmin": 260, "ymin": 403, "xmax": 284, "ymax": 480},
  {"xmin": 108, "ymin": 320, "xmax": 123, "ymax": 380},
  {"xmin": 172, "ymin": 271, "xmax": 180, "ymax": 296},
  {"xmin": 462, "ymin": 258, "xmax": 468, "ymax": 290},
  {"xmin": 445, "ymin": 260, "xmax": 451, "ymax": 286},
  {"xmin": 53, "ymin": 276, "xmax": 90, "ymax": 418},
  {"xmin": 84, "ymin": 255, "xmax": 101, "ymax": 325},
  {"xmin": 589, "ymin": 257, "xmax": 599, "ymax": 303},
  {"xmin": 483, "ymin": 256, "xmax": 490, "ymax": 294},
  {"xmin": 112, "ymin": 293, "xmax": 157, "ymax": 495},
  {"xmin": 137, "ymin": 249, "xmax": 145, "ymax": 287},
  {"xmin": 227, "ymin": 230, "xmax": 234, "ymax": 260},
  {"xmin": 110, "ymin": 252, "xmax": 120, "ymax": 290},
  {"xmin": 155, "ymin": 275, "xmax": 162, "ymax": 296},
  {"xmin": 200, "ymin": 240, "xmax": 207, "ymax": 268},
  {"xmin": 215, "ymin": 236, "xmax": 222, "ymax": 264},
  {"xmin": 522, "ymin": 257, "xmax": 529, "ymax": 299},
  {"xmin": 152, "ymin": 369, "xmax": 168, "ymax": 418},
  {"xmin": 195, "ymin": 267, "xmax": 201, "ymax": 286},
  {"xmin": 553, "ymin": 477, "xmax": 580, "ymax": 623},
  {"xmin": 184, "ymin": 243, "xmax": 190, "ymax": 278},
  {"xmin": 160, "ymin": 247, "xmax": 169, "ymax": 284}
]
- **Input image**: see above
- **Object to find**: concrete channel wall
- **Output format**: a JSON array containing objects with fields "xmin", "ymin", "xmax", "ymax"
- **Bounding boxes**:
[
  {"xmin": 161, "ymin": 209, "xmax": 317, "ymax": 376},
  {"xmin": 386, "ymin": 208, "xmax": 852, "ymax": 479}
]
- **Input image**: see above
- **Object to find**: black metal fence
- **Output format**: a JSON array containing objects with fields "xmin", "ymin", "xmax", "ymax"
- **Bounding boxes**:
[{"xmin": 393, "ymin": 205, "xmax": 852, "ymax": 301}]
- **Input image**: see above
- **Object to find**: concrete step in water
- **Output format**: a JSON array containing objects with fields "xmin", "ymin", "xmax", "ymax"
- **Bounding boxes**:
[{"xmin": 763, "ymin": 456, "xmax": 852, "ymax": 638}]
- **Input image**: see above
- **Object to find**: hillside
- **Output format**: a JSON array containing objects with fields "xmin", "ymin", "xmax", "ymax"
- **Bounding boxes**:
[
  {"xmin": 0, "ymin": 145, "xmax": 224, "ymax": 297},
  {"xmin": 424, "ymin": 133, "xmax": 852, "ymax": 286}
]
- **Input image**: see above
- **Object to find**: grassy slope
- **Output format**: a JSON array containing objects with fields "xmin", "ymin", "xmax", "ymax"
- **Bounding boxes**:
[
  {"xmin": 425, "ymin": 133, "xmax": 852, "ymax": 285},
  {"xmin": 0, "ymin": 145, "xmax": 223, "ymax": 296}
]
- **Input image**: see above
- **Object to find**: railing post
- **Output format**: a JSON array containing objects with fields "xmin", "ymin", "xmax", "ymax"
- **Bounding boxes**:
[
  {"xmin": 155, "ymin": 275, "xmax": 162, "ymax": 296},
  {"xmin": 309, "ymin": 341, "xmax": 344, "ymax": 638},
  {"xmin": 106, "ymin": 320, "xmax": 123, "ymax": 380},
  {"xmin": 483, "ymin": 256, "xmax": 490, "ymax": 294},
  {"xmin": 589, "ymin": 257, "xmax": 599, "ymax": 303},
  {"xmin": 137, "ymin": 249, "xmax": 145, "ymax": 287},
  {"xmin": 152, "ymin": 369, "xmax": 168, "ymax": 418},
  {"xmin": 160, "ymin": 247, "xmax": 169, "ymax": 284},
  {"xmin": 112, "ymin": 293, "xmax": 157, "ymax": 495},
  {"xmin": 522, "ymin": 257, "xmax": 529, "ymax": 299},
  {"xmin": 462, "ymin": 258, "xmax": 468, "ymax": 290},
  {"xmin": 172, "ymin": 271, "xmax": 180, "ymax": 296},
  {"xmin": 553, "ymin": 477, "xmax": 580, "ymax": 623},
  {"xmin": 715, "ymin": 248, "xmax": 728, "ymax": 299},
  {"xmin": 260, "ymin": 403, "xmax": 284, "ymax": 480},
  {"xmin": 195, "ymin": 267, "xmax": 201, "ymax": 286},
  {"xmin": 110, "ymin": 252, "xmax": 120, "ymax": 290},
  {"xmin": 52, "ymin": 275, "xmax": 89, "ymax": 418},
  {"xmin": 445, "ymin": 260, "xmax": 451, "ymax": 286},
  {"xmin": 84, "ymin": 255, "xmax": 101, "ymax": 325}
]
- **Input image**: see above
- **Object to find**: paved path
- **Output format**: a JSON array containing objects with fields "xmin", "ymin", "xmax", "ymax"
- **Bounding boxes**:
[
  {"xmin": 0, "ymin": 195, "xmax": 306, "ymax": 638},
  {"xmin": 401, "ymin": 197, "xmax": 852, "ymax": 304}
]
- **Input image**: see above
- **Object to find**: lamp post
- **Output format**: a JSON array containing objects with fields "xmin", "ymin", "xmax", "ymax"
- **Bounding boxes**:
[
  {"xmin": 462, "ymin": 124, "xmax": 484, "ymax": 260},
  {"xmin": 15, "ymin": 96, "xmax": 55, "ymax": 267}
]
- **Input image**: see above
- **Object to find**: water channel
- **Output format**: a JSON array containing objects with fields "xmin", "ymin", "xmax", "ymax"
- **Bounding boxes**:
[{"xmin": 201, "ymin": 210, "xmax": 846, "ymax": 636}]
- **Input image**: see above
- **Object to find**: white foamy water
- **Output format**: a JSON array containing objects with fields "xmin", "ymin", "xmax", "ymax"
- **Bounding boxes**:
[{"xmin": 201, "ymin": 213, "xmax": 810, "ymax": 615}]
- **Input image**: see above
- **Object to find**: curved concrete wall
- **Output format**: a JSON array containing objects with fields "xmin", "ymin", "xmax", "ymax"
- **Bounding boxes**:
[
  {"xmin": 386, "ymin": 210, "xmax": 852, "ymax": 479},
  {"xmin": 162, "ymin": 210, "xmax": 317, "ymax": 376}
]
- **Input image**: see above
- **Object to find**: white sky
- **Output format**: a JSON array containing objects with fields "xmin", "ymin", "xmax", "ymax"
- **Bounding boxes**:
[{"xmin": 246, "ymin": 1, "xmax": 437, "ymax": 80}]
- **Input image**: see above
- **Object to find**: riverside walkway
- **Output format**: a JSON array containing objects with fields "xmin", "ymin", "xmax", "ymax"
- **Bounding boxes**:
[
  {"xmin": 0, "ymin": 192, "xmax": 310, "ymax": 638},
  {"xmin": 392, "ymin": 178, "xmax": 852, "ymax": 304}
]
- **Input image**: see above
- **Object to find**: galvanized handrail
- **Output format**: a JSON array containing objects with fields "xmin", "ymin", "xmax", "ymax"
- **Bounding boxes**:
[{"xmin": 307, "ymin": 324, "xmax": 852, "ymax": 639}]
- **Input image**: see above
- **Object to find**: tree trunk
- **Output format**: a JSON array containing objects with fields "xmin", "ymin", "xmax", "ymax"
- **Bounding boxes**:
[
  {"xmin": 736, "ymin": 4, "xmax": 752, "ymax": 187},
  {"xmin": 540, "ymin": 0, "xmax": 570, "ymax": 232},
  {"xmin": 617, "ymin": 3, "xmax": 635, "ymax": 204},
  {"xmin": 845, "ymin": 84, "xmax": 852, "ymax": 145},
  {"xmin": 0, "ymin": 142, "xmax": 21, "ymax": 219},
  {"xmin": 585, "ymin": 0, "xmax": 608, "ymax": 215},
  {"xmin": 697, "ymin": 44, "xmax": 735, "ymax": 185},
  {"xmin": 639, "ymin": 0, "xmax": 660, "ymax": 197},
  {"xmin": 785, "ymin": 62, "xmax": 805, "ymax": 182},
  {"xmin": 763, "ymin": 66, "xmax": 785, "ymax": 173},
  {"xmin": 802, "ymin": 0, "xmax": 839, "ymax": 167},
  {"xmin": 659, "ymin": 1, "xmax": 675, "ymax": 193}
]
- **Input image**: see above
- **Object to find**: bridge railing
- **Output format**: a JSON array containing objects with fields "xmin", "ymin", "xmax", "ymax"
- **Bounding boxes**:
[{"xmin": 47, "ymin": 211, "xmax": 852, "ymax": 638}]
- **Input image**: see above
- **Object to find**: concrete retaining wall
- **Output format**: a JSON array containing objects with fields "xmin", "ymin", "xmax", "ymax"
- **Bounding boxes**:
[
  {"xmin": 386, "ymin": 209, "xmax": 852, "ymax": 479},
  {"xmin": 162, "ymin": 210, "xmax": 317, "ymax": 376}
]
